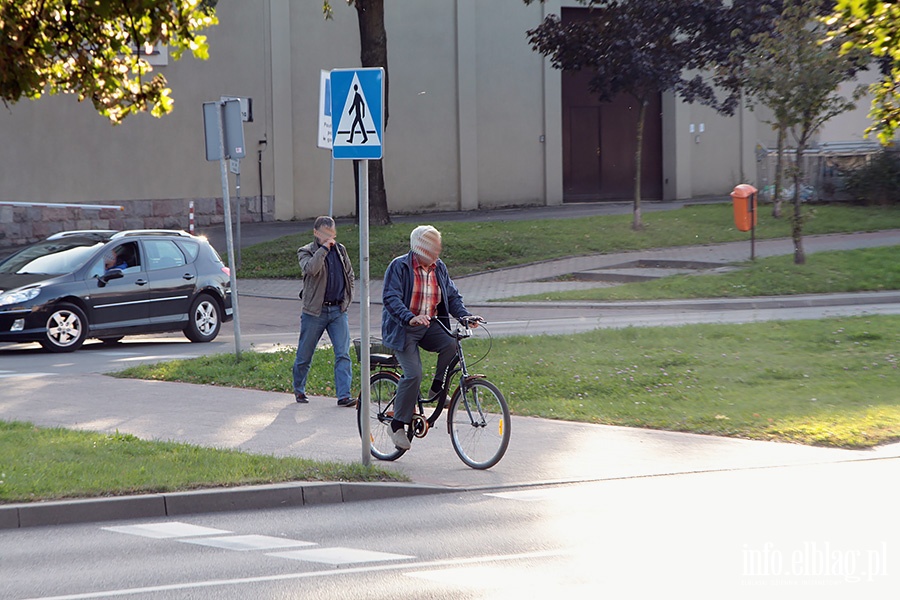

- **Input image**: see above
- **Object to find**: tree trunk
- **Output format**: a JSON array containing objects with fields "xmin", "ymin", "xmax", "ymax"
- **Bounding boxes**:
[
  {"xmin": 772, "ymin": 126, "xmax": 785, "ymax": 218},
  {"xmin": 632, "ymin": 100, "xmax": 647, "ymax": 231},
  {"xmin": 791, "ymin": 136, "xmax": 806, "ymax": 265},
  {"xmin": 355, "ymin": 0, "xmax": 391, "ymax": 225}
]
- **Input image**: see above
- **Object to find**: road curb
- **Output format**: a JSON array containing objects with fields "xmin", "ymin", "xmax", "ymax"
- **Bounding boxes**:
[
  {"xmin": 471, "ymin": 290, "xmax": 900, "ymax": 311},
  {"xmin": 0, "ymin": 481, "xmax": 452, "ymax": 530}
]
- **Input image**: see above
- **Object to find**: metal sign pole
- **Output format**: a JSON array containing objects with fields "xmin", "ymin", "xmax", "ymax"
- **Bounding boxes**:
[
  {"xmin": 235, "ymin": 168, "xmax": 242, "ymax": 270},
  {"xmin": 217, "ymin": 102, "xmax": 242, "ymax": 360},
  {"xmin": 750, "ymin": 192, "xmax": 756, "ymax": 261},
  {"xmin": 359, "ymin": 159, "xmax": 371, "ymax": 466},
  {"xmin": 328, "ymin": 155, "xmax": 335, "ymax": 218}
]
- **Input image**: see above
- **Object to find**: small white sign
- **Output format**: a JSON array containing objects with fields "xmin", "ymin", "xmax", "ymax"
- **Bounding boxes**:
[
  {"xmin": 318, "ymin": 70, "xmax": 333, "ymax": 150},
  {"xmin": 220, "ymin": 96, "xmax": 253, "ymax": 122}
]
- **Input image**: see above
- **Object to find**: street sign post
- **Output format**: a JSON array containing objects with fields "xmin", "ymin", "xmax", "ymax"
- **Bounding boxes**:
[
  {"xmin": 203, "ymin": 98, "xmax": 245, "ymax": 360},
  {"xmin": 318, "ymin": 70, "xmax": 335, "ymax": 216},
  {"xmin": 330, "ymin": 67, "xmax": 384, "ymax": 466}
]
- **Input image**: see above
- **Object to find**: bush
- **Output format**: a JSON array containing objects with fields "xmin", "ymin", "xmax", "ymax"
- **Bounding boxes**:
[{"xmin": 843, "ymin": 149, "xmax": 900, "ymax": 205}]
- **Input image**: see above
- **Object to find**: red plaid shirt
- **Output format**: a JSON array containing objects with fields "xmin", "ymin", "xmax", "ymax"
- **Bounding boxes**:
[{"xmin": 409, "ymin": 254, "xmax": 441, "ymax": 318}]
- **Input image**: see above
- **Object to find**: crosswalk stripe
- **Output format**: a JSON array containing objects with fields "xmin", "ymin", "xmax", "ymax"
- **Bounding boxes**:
[
  {"xmin": 102, "ymin": 522, "xmax": 231, "ymax": 539},
  {"xmin": 268, "ymin": 547, "xmax": 414, "ymax": 565},
  {"xmin": 180, "ymin": 535, "xmax": 315, "ymax": 551}
]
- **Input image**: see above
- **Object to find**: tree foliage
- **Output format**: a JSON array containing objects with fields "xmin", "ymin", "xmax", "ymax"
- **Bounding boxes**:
[
  {"xmin": 0, "ymin": 0, "xmax": 217, "ymax": 123},
  {"xmin": 743, "ymin": 0, "xmax": 866, "ymax": 263},
  {"xmin": 828, "ymin": 0, "xmax": 900, "ymax": 143},
  {"xmin": 524, "ymin": 0, "xmax": 773, "ymax": 230}
]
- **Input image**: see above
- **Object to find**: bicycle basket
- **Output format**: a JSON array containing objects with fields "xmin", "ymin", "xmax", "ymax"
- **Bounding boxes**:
[{"xmin": 352, "ymin": 337, "xmax": 394, "ymax": 362}]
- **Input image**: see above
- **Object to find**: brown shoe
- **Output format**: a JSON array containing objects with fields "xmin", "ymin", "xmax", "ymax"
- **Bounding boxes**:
[{"xmin": 295, "ymin": 392, "xmax": 308, "ymax": 404}]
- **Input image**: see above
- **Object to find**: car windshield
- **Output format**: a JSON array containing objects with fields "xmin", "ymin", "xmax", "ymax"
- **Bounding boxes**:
[{"xmin": 0, "ymin": 239, "xmax": 105, "ymax": 275}]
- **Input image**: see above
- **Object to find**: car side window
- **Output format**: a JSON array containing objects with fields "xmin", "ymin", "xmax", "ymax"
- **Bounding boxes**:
[
  {"xmin": 144, "ymin": 239, "xmax": 187, "ymax": 271},
  {"xmin": 87, "ymin": 241, "xmax": 141, "ymax": 278},
  {"xmin": 116, "ymin": 241, "xmax": 142, "ymax": 272},
  {"xmin": 176, "ymin": 240, "xmax": 200, "ymax": 263}
]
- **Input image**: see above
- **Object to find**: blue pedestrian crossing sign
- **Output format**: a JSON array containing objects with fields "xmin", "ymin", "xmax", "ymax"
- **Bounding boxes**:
[{"xmin": 330, "ymin": 68, "xmax": 384, "ymax": 160}]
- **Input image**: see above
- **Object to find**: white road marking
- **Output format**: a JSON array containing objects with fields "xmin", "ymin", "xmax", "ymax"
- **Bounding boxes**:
[
  {"xmin": 179, "ymin": 535, "xmax": 315, "ymax": 551},
  {"xmin": 113, "ymin": 354, "xmax": 201, "ymax": 363},
  {"xmin": 267, "ymin": 546, "xmax": 414, "ymax": 565},
  {"xmin": 22, "ymin": 549, "xmax": 568, "ymax": 599},
  {"xmin": 102, "ymin": 522, "xmax": 231, "ymax": 539},
  {"xmin": 485, "ymin": 488, "xmax": 567, "ymax": 502},
  {"xmin": 0, "ymin": 372, "xmax": 55, "ymax": 379}
]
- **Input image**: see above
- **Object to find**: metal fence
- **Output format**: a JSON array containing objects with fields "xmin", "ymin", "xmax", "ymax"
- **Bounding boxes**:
[{"xmin": 755, "ymin": 140, "xmax": 885, "ymax": 202}]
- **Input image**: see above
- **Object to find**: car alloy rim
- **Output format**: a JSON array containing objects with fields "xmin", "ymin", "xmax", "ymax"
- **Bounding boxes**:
[
  {"xmin": 196, "ymin": 301, "xmax": 217, "ymax": 335},
  {"xmin": 48, "ymin": 310, "xmax": 81, "ymax": 347}
]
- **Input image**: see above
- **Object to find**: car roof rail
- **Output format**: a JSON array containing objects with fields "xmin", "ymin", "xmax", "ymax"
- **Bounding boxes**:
[
  {"xmin": 111, "ymin": 230, "xmax": 193, "ymax": 239},
  {"xmin": 46, "ymin": 230, "xmax": 118, "ymax": 240}
]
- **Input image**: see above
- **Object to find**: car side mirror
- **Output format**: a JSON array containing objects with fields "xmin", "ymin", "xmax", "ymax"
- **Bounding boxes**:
[{"xmin": 97, "ymin": 268, "xmax": 124, "ymax": 287}]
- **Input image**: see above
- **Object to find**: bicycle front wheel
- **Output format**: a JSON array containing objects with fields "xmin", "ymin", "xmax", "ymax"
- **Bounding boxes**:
[
  {"xmin": 357, "ymin": 371, "xmax": 406, "ymax": 461},
  {"xmin": 448, "ymin": 378, "xmax": 510, "ymax": 469}
]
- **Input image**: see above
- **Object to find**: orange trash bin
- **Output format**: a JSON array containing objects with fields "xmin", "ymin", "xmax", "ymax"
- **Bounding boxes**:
[{"xmin": 730, "ymin": 184, "xmax": 758, "ymax": 232}]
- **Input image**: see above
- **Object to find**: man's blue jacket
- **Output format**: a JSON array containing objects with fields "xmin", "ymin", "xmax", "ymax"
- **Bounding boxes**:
[{"xmin": 381, "ymin": 251, "xmax": 471, "ymax": 351}]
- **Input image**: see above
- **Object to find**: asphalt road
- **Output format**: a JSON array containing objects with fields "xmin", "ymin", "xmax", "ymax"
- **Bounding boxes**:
[
  {"xmin": 4, "ymin": 459, "xmax": 899, "ymax": 600},
  {"xmin": 3, "ymin": 289, "xmax": 900, "ymax": 378}
]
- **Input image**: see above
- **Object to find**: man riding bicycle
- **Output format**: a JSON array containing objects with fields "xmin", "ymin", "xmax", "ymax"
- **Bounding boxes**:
[{"xmin": 381, "ymin": 225, "xmax": 481, "ymax": 451}]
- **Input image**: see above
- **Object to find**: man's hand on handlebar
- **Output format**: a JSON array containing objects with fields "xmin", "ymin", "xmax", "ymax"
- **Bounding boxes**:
[{"xmin": 463, "ymin": 315, "xmax": 483, "ymax": 328}]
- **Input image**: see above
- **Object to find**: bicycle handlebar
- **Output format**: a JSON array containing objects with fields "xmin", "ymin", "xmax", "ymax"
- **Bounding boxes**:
[{"xmin": 433, "ymin": 315, "xmax": 485, "ymax": 339}]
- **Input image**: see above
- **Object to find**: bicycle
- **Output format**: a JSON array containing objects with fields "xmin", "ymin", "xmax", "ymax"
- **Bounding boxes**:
[{"xmin": 355, "ymin": 316, "xmax": 511, "ymax": 470}]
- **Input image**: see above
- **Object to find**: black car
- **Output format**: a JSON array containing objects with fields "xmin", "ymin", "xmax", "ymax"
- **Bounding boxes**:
[{"xmin": 0, "ymin": 230, "xmax": 233, "ymax": 352}]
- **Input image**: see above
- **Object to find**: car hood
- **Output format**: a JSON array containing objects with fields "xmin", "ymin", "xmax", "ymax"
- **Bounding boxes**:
[{"xmin": 0, "ymin": 273, "xmax": 66, "ymax": 294}]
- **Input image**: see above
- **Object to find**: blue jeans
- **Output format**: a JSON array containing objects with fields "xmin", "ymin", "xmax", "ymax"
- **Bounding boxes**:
[{"xmin": 292, "ymin": 305, "xmax": 352, "ymax": 400}]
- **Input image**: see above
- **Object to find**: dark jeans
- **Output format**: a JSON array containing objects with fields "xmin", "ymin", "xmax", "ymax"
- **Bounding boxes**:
[{"xmin": 392, "ymin": 320, "xmax": 456, "ymax": 425}]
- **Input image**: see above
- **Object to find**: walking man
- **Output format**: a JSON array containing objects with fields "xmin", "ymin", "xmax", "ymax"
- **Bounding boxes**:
[{"xmin": 293, "ymin": 216, "xmax": 356, "ymax": 407}]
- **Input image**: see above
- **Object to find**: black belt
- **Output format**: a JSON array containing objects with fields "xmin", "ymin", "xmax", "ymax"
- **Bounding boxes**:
[{"xmin": 323, "ymin": 300, "xmax": 342, "ymax": 306}]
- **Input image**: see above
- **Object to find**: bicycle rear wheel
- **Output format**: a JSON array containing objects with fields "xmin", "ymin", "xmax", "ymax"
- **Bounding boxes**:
[
  {"xmin": 357, "ymin": 371, "xmax": 407, "ymax": 461},
  {"xmin": 448, "ymin": 378, "xmax": 510, "ymax": 469}
]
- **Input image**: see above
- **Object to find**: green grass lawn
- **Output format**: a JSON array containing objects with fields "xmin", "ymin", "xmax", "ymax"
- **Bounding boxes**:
[
  {"xmin": 115, "ymin": 314, "xmax": 900, "ymax": 449},
  {"xmin": 507, "ymin": 245, "xmax": 900, "ymax": 302},
  {"xmin": 234, "ymin": 203, "xmax": 900, "ymax": 279},
  {"xmin": 0, "ymin": 421, "xmax": 406, "ymax": 504}
]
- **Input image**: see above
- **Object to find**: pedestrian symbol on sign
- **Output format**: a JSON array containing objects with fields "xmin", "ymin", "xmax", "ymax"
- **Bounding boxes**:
[{"xmin": 335, "ymin": 74, "xmax": 380, "ymax": 148}]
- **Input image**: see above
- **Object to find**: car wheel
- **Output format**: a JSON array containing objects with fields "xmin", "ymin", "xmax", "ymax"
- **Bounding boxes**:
[
  {"xmin": 184, "ymin": 293, "xmax": 221, "ymax": 343},
  {"xmin": 40, "ymin": 303, "xmax": 88, "ymax": 353}
]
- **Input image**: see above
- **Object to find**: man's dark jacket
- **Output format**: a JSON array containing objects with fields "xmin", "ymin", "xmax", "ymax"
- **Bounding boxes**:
[{"xmin": 381, "ymin": 252, "xmax": 470, "ymax": 351}]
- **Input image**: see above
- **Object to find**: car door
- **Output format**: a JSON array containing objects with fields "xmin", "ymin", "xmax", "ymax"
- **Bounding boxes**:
[
  {"xmin": 82, "ymin": 241, "xmax": 151, "ymax": 331},
  {"xmin": 142, "ymin": 239, "xmax": 197, "ymax": 325}
]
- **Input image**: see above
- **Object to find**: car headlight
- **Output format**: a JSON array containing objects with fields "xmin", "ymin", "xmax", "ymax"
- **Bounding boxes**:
[{"xmin": 0, "ymin": 287, "xmax": 41, "ymax": 307}]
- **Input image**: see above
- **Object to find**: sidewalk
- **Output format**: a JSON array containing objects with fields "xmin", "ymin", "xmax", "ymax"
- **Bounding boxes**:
[
  {"xmin": 4, "ymin": 372, "xmax": 900, "ymax": 529},
  {"xmin": 235, "ymin": 228, "xmax": 900, "ymax": 306},
  {"xmin": 2, "ymin": 217, "xmax": 899, "ymax": 530}
]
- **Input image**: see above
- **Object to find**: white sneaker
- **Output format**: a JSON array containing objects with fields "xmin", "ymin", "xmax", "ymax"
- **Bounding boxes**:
[{"xmin": 390, "ymin": 427, "xmax": 411, "ymax": 450}]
